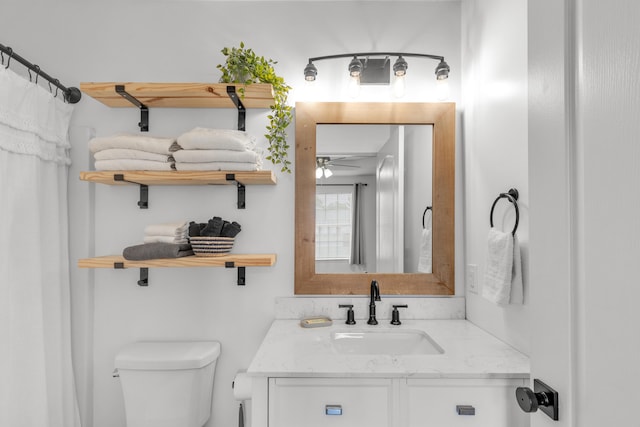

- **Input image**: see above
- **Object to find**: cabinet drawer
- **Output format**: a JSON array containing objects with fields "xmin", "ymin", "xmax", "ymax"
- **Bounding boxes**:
[
  {"xmin": 269, "ymin": 378, "xmax": 393, "ymax": 427},
  {"xmin": 404, "ymin": 378, "xmax": 529, "ymax": 427}
]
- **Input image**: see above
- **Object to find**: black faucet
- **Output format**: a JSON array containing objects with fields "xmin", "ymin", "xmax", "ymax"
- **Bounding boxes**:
[{"xmin": 367, "ymin": 280, "xmax": 381, "ymax": 325}]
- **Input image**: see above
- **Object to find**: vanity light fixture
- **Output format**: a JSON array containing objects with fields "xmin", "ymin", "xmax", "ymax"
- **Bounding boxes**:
[{"xmin": 303, "ymin": 52, "xmax": 450, "ymax": 99}]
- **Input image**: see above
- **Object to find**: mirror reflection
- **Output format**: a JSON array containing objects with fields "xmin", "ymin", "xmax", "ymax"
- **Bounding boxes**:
[{"xmin": 315, "ymin": 124, "xmax": 433, "ymax": 274}]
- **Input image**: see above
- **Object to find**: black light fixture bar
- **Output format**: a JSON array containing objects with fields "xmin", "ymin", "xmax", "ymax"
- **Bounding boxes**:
[
  {"xmin": 0, "ymin": 43, "xmax": 82, "ymax": 103},
  {"xmin": 304, "ymin": 51, "xmax": 450, "ymax": 86},
  {"xmin": 308, "ymin": 52, "xmax": 445, "ymax": 63}
]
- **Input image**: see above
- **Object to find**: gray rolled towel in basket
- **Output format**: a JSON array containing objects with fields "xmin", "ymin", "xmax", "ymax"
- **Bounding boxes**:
[{"xmin": 123, "ymin": 242, "xmax": 194, "ymax": 260}]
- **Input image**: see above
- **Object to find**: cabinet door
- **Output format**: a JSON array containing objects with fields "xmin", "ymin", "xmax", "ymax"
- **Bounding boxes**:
[
  {"xmin": 403, "ymin": 378, "xmax": 529, "ymax": 427},
  {"xmin": 269, "ymin": 378, "xmax": 393, "ymax": 427}
]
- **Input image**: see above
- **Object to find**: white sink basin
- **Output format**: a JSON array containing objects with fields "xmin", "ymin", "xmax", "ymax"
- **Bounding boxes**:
[{"xmin": 331, "ymin": 329, "xmax": 444, "ymax": 355}]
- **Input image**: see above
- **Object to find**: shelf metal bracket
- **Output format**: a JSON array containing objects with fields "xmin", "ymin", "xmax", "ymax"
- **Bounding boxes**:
[
  {"xmin": 114, "ymin": 262, "xmax": 149, "ymax": 287},
  {"xmin": 225, "ymin": 261, "xmax": 246, "ymax": 286},
  {"xmin": 115, "ymin": 85, "xmax": 149, "ymax": 132},
  {"xmin": 226, "ymin": 86, "xmax": 246, "ymax": 131},
  {"xmin": 113, "ymin": 174, "xmax": 149, "ymax": 209},
  {"xmin": 226, "ymin": 173, "xmax": 246, "ymax": 209}
]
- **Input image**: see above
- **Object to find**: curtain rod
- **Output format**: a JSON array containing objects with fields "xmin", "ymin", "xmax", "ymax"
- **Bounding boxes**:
[{"xmin": 0, "ymin": 43, "xmax": 81, "ymax": 104}]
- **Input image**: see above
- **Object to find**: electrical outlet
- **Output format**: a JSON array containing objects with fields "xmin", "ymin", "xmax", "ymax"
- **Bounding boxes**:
[{"xmin": 467, "ymin": 264, "xmax": 478, "ymax": 294}]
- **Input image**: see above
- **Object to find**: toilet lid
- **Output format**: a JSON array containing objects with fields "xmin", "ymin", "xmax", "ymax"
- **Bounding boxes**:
[{"xmin": 115, "ymin": 341, "xmax": 221, "ymax": 370}]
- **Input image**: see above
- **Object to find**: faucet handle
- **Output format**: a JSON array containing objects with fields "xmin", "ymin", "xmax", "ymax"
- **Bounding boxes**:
[
  {"xmin": 338, "ymin": 304, "xmax": 356, "ymax": 325},
  {"xmin": 390, "ymin": 304, "xmax": 408, "ymax": 325}
]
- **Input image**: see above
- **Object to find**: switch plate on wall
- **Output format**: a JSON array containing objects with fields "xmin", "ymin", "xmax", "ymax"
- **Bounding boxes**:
[{"xmin": 467, "ymin": 264, "xmax": 478, "ymax": 294}]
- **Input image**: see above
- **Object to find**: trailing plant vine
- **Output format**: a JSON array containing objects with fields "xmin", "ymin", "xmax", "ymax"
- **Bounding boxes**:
[{"xmin": 217, "ymin": 42, "xmax": 292, "ymax": 173}]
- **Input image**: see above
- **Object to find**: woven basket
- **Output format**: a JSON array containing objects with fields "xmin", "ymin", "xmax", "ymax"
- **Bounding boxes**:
[{"xmin": 189, "ymin": 236, "xmax": 235, "ymax": 257}]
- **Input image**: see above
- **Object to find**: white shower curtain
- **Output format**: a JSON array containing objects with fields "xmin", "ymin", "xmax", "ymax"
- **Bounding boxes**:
[{"xmin": 0, "ymin": 67, "xmax": 81, "ymax": 427}]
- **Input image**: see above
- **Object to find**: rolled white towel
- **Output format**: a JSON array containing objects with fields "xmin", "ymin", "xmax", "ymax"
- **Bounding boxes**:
[
  {"xmin": 144, "ymin": 221, "xmax": 189, "ymax": 237},
  {"xmin": 94, "ymin": 159, "xmax": 175, "ymax": 171},
  {"xmin": 174, "ymin": 161, "xmax": 260, "ymax": 171},
  {"xmin": 94, "ymin": 148, "xmax": 173, "ymax": 163},
  {"xmin": 177, "ymin": 127, "xmax": 256, "ymax": 151},
  {"xmin": 89, "ymin": 133, "xmax": 176, "ymax": 154},
  {"xmin": 173, "ymin": 149, "xmax": 260, "ymax": 164}
]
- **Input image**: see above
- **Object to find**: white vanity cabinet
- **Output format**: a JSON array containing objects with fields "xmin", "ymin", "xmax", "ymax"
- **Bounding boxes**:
[
  {"xmin": 268, "ymin": 378, "xmax": 394, "ymax": 427},
  {"xmin": 402, "ymin": 378, "xmax": 529, "ymax": 427},
  {"xmin": 265, "ymin": 377, "xmax": 529, "ymax": 427},
  {"xmin": 248, "ymin": 320, "xmax": 531, "ymax": 427}
]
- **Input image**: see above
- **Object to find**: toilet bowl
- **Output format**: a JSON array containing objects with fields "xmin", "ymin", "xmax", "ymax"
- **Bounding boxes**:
[{"xmin": 115, "ymin": 341, "xmax": 221, "ymax": 427}]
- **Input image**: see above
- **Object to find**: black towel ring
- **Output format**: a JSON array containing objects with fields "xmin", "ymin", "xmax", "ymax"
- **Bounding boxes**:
[
  {"xmin": 490, "ymin": 188, "xmax": 519, "ymax": 235},
  {"xmin": 422, "ymin": 206, "xmax": 432, "ymax": 229}
]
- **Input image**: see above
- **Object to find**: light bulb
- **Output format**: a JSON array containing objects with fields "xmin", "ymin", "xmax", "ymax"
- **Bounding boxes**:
[
  {"xmin": 316, "ymin": 167, "xmax": 323, "ymax": 179},
  {"xmin": 324, "ymin": 168, "xmax": 333, "ymax": 178},
  {"xmin": 436, "ymin": 79, "xmax": 450, "ymax": 101},
  {"xmin": 392, "ymin": 75, "xmax": 406, "ymax": 98},
  {"xmin": 348, "ymin": 75, "xmax": 360, "ymax": 98}
]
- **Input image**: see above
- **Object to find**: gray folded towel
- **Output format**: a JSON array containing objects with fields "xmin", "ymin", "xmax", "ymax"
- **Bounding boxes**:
[{"xmin": 123, "ymin": 242, "xmax": 194, "ymax": 260}]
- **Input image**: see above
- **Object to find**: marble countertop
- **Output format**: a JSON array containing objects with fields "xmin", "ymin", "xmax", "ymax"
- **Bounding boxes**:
[{"xmin": 247, "ymin": 319, "xmax": 530, "ymax": 379}]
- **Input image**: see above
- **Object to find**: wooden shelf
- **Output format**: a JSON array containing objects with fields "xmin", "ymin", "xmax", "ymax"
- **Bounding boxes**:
[
  {"xmin": 80, "ymin": 82, "xmax": 275, "ymax": 109},
  {"xmin": 78, "ymin": 254, "xmax": 277, "ymax": 269},
  {"xmin": 79, "ymin": 170, "xmax": 277, "ymax": 186}
]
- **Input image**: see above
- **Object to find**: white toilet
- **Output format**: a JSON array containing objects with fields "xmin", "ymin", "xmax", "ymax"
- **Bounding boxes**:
[{"xmin": 115, "ymin": 341, "xmax": 221, "ymax": 427}]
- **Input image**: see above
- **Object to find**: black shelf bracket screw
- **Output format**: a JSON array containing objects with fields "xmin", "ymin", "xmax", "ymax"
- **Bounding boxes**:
[
  {"xmin": 114, "ymin": 174, "xmax": 149, "ymax": 209},
  {"xmin": 115, "ymin": 85, "xmax": 149, "ymax": 132}
]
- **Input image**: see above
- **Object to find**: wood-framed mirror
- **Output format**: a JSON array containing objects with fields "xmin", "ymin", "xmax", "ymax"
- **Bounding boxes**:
[{"xmin": 295, "ymin": 102, "xmax": 455, "ymax": 295}]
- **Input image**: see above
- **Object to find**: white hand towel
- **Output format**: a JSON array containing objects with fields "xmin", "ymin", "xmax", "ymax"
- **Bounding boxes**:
[
  {"xmin": 143, "ymin": 235, "xmax": 189, "ymax": 245},
  {"xmin": 417, "ymin": 228, "xmax": 432, "ymax": 273},
  {"xmin": 94, "ymin": 159, "xmax": 175, "ymax": 171},
  {"xmin": 177, "ymin": 127, "xmax": 256, "ymax": 151},
  {"xmin": 172, "ymin": 149, "xmax": 260, "ymax": 164},
  {"xmin": 144, "ymin": 221, "xmax": 189, "ymax": 237},
  {"xmin": 89, "ymin": 134, "xmax": 176, "ymax": 154},
  {"xmin": 174, "ymin": 161, "xmax": 260, "ymax": 171},
  {"xmin": 510, "ymin": 234, "xmax": 524, "ymax": 304},
  {"xmin": 482, "ymin": 227, "xmax": 520, "ymax": 305},
  {"xmin": 94, "ymin": 148, "xmax": 172, "ymax": 163}
]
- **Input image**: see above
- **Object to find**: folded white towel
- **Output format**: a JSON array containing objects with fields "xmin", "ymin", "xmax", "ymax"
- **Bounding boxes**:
[
  {"xmin": 417, "ymin": 228, "xmax": 432, "ymax": 273},
  {"xmin": 89, "ymin": 134, "xmax": 176, "ymax": 154},
  {"xmin": 173, "ymin": 149, "xmax": 260, "ymax": 164},
  {"xmin": 94, "ymin": 148, "xmax": 173, "ymax": 163},
  {"xmin": 177, "ymin": 127, "xmax": 256, "ymax": 151},
  {"xmin": 174, "ymin": 161, "xmax": 260, "ymax": 171},
  {"xmin": 144, "ymin": 221, "xmax": 189, "ymax": 237},
  {"xmin": 482, "ymin": 228, "xmax": 523, "ymax": 305},
  {"xmin": 143, "ymin": 235, "xmax": 188, "ymax": 245},
  {"xmin": 94, "ymin": 159, "xmax": 175, "ymax": 171}
]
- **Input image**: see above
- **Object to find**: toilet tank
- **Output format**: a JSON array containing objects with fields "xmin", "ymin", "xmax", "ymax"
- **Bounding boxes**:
[{"xmin": 115, "ymin": 341, "xmax": 221, "ymax": 427}]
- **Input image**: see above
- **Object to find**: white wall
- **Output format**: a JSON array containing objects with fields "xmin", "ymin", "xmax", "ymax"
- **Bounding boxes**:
[
  {"xmin": 2, "ymin": 1, "xmax": 461, "ymax": 426},
  {"xmin": 461, "ymin": 0, "xmax": 531, "ymax": 354}
]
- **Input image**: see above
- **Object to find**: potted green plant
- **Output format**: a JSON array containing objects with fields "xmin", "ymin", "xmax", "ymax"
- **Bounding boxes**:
[{"xmin": 217, "ymin": 42, "xmax": 292, "ymax": 173}]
